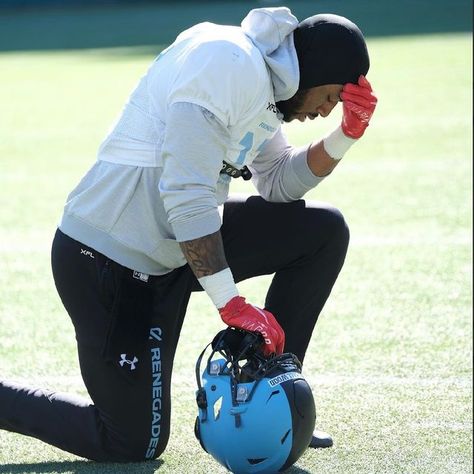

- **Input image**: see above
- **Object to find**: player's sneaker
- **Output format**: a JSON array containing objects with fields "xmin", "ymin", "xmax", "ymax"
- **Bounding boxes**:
[{"xmin": 309, "ymin": 429, "xmax": 334, "ymax": 448}]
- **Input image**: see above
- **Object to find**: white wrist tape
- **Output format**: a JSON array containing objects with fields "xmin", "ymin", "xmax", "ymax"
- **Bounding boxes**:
[
  {"xmin": 198, "ymin": 267, "xmax": 239, "ymax": 309},
  {"xmin": 323, "ymin": 126, "xmax": 358, "ymax": 160}
]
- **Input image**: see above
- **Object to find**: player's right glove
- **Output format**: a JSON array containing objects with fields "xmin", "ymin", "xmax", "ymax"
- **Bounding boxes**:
[
  {"xmin": 340, "ymin": 75, "xmax": 378, "ymax": 139},
  {"xmin": 218, "ymin": 296, "xmax": 285, "ymax": 356}
]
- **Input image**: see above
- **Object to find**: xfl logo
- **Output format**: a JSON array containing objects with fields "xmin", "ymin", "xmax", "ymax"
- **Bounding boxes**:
[{"xmin": 80, "ymin": 248, "xmax": 95, "ymax": 259}]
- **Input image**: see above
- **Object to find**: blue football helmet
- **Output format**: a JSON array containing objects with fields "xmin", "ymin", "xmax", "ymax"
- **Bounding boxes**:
[{"xmin": 195, "ymin": 328, "xmax": 316, "ymax": 473}]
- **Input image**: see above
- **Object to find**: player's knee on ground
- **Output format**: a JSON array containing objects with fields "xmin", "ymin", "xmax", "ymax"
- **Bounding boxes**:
[{"xmin": 95, "ymin": 427, "xmax": 170, "ymax": 462}]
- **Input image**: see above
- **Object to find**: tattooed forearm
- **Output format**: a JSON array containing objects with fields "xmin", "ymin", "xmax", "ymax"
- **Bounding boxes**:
[{"xmin": 179, "ymin": 230, "xmax": 228, "ymax": 278}]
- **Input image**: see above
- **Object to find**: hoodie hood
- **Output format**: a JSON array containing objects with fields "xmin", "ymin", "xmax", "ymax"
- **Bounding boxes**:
[{"xmin": 241, "ymin": 7, "xmax": 299, "ymax": 102}]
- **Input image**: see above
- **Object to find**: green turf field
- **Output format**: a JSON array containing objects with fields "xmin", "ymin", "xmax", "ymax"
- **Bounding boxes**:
[{"xmin": 0, "ymin": 1, "xmax": 472, "ymax": 473}]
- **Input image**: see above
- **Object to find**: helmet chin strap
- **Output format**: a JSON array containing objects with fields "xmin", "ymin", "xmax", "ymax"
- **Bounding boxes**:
[{"xmin": 195, "ymin": 341, "xmax": 213, "ymax": 422}]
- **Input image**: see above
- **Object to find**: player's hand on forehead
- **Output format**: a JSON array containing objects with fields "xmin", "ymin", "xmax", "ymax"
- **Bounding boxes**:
[{"xmin": 342, "ymin": 76, "xmax": 377, "ymax": 104}]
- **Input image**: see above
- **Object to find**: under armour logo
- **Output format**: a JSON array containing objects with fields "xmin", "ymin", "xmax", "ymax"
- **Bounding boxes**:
[{"xmin": 119, "ymin": 354, "xmax": 138, "ymax": 370}]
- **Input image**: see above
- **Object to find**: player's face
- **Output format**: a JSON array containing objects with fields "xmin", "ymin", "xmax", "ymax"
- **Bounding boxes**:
[{"xmin": 277, "ymin": 84, "xmax": 343, "ymax": 123}]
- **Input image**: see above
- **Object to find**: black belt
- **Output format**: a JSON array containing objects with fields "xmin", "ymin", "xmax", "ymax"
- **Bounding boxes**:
[{"xmin": 220, "ymin": 161, "xmax": 252, "ymax": 181}]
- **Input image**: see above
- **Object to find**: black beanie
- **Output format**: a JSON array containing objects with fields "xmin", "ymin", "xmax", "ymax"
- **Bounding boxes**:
[{"xmin": 293, "ymin": 14, "xmax": 370, "ymax": 89}]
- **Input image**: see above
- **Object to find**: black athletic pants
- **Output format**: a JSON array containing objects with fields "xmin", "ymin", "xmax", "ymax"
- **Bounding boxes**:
[{"xmin": 0, "ymin": 196, "xmax": 349, "ymax": 462}]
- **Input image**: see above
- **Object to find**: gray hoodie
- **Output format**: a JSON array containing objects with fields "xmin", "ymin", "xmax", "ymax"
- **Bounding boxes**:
[{"xmin": 59, "ymin": 7, "xmax": 324, "ymax": 275}]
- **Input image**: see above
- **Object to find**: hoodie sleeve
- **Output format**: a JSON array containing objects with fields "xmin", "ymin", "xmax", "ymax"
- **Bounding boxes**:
[
  {"xmin": 249, "ymin": 128, "xmax": 325, "ymax": 202},
  {"xmin": 159, "ymin": 102, "xmax": 230, "ymax": 241}
]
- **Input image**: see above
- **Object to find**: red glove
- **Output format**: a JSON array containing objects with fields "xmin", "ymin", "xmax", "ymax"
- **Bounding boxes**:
[
  {"xmin": 219, "ymin": 296, "xmax": 285, "ymax": 356},
  {"xmin": 340, "ymin": 75, "xmax": 378, "ymax": 139}
]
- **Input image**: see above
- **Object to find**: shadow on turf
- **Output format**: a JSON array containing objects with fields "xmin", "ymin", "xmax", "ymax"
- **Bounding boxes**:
[
  {"xmin": 0, "ymin": 460, "xmax": 312, "ymax": 473},
  {"xmin": 285, "ymin": 466, "xmax": 312, "ymax": 473},
  {"xmin": 0, "ymin": 460, "xmax": 163, "ymax": 474}
]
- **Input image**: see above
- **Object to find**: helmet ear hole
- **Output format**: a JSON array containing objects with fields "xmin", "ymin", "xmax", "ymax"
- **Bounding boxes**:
[
  {"xmin": 281, "ymin": 428, "xmax": 291, "ymax": 445},
  {"xmin": 213, "ymin": 396, "xmax": 223, "ymax": 420},
  {"xmin": 248, "ymin": 457, "xmax": 268, "ymax": 465}
]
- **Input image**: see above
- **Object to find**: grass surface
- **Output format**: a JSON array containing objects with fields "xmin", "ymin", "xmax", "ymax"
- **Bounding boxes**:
[{"xmin": 0, "ymin": 7, "xmax": 472, "ymax": 474}]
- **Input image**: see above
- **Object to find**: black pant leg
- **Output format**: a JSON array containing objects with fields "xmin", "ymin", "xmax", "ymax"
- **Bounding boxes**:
[
  {"xmin": 221, "ymin": 196, "xmax": 350, "ymax": 362},
  {"xmin": 0, "ymin": 230, "xmax": 195, "ymax": 462},
  {"xmin": 0, "ymin": 379, "xmax": 108, "ymax": 458}
]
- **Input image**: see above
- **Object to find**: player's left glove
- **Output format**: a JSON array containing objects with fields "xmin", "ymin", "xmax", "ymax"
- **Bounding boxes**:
[{"xmin": 340, "ymin": 75, "xmax": 378, "ymax": 139}]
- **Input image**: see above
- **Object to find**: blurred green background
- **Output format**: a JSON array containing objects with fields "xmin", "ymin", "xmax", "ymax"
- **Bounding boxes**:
[
  {"xmin": 0, "ymin": 1, "xmax": 472, "ymax": 473},
  {"xmin": 0, "ymin": 0, "xmax": 472, "ymax": 51}
]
